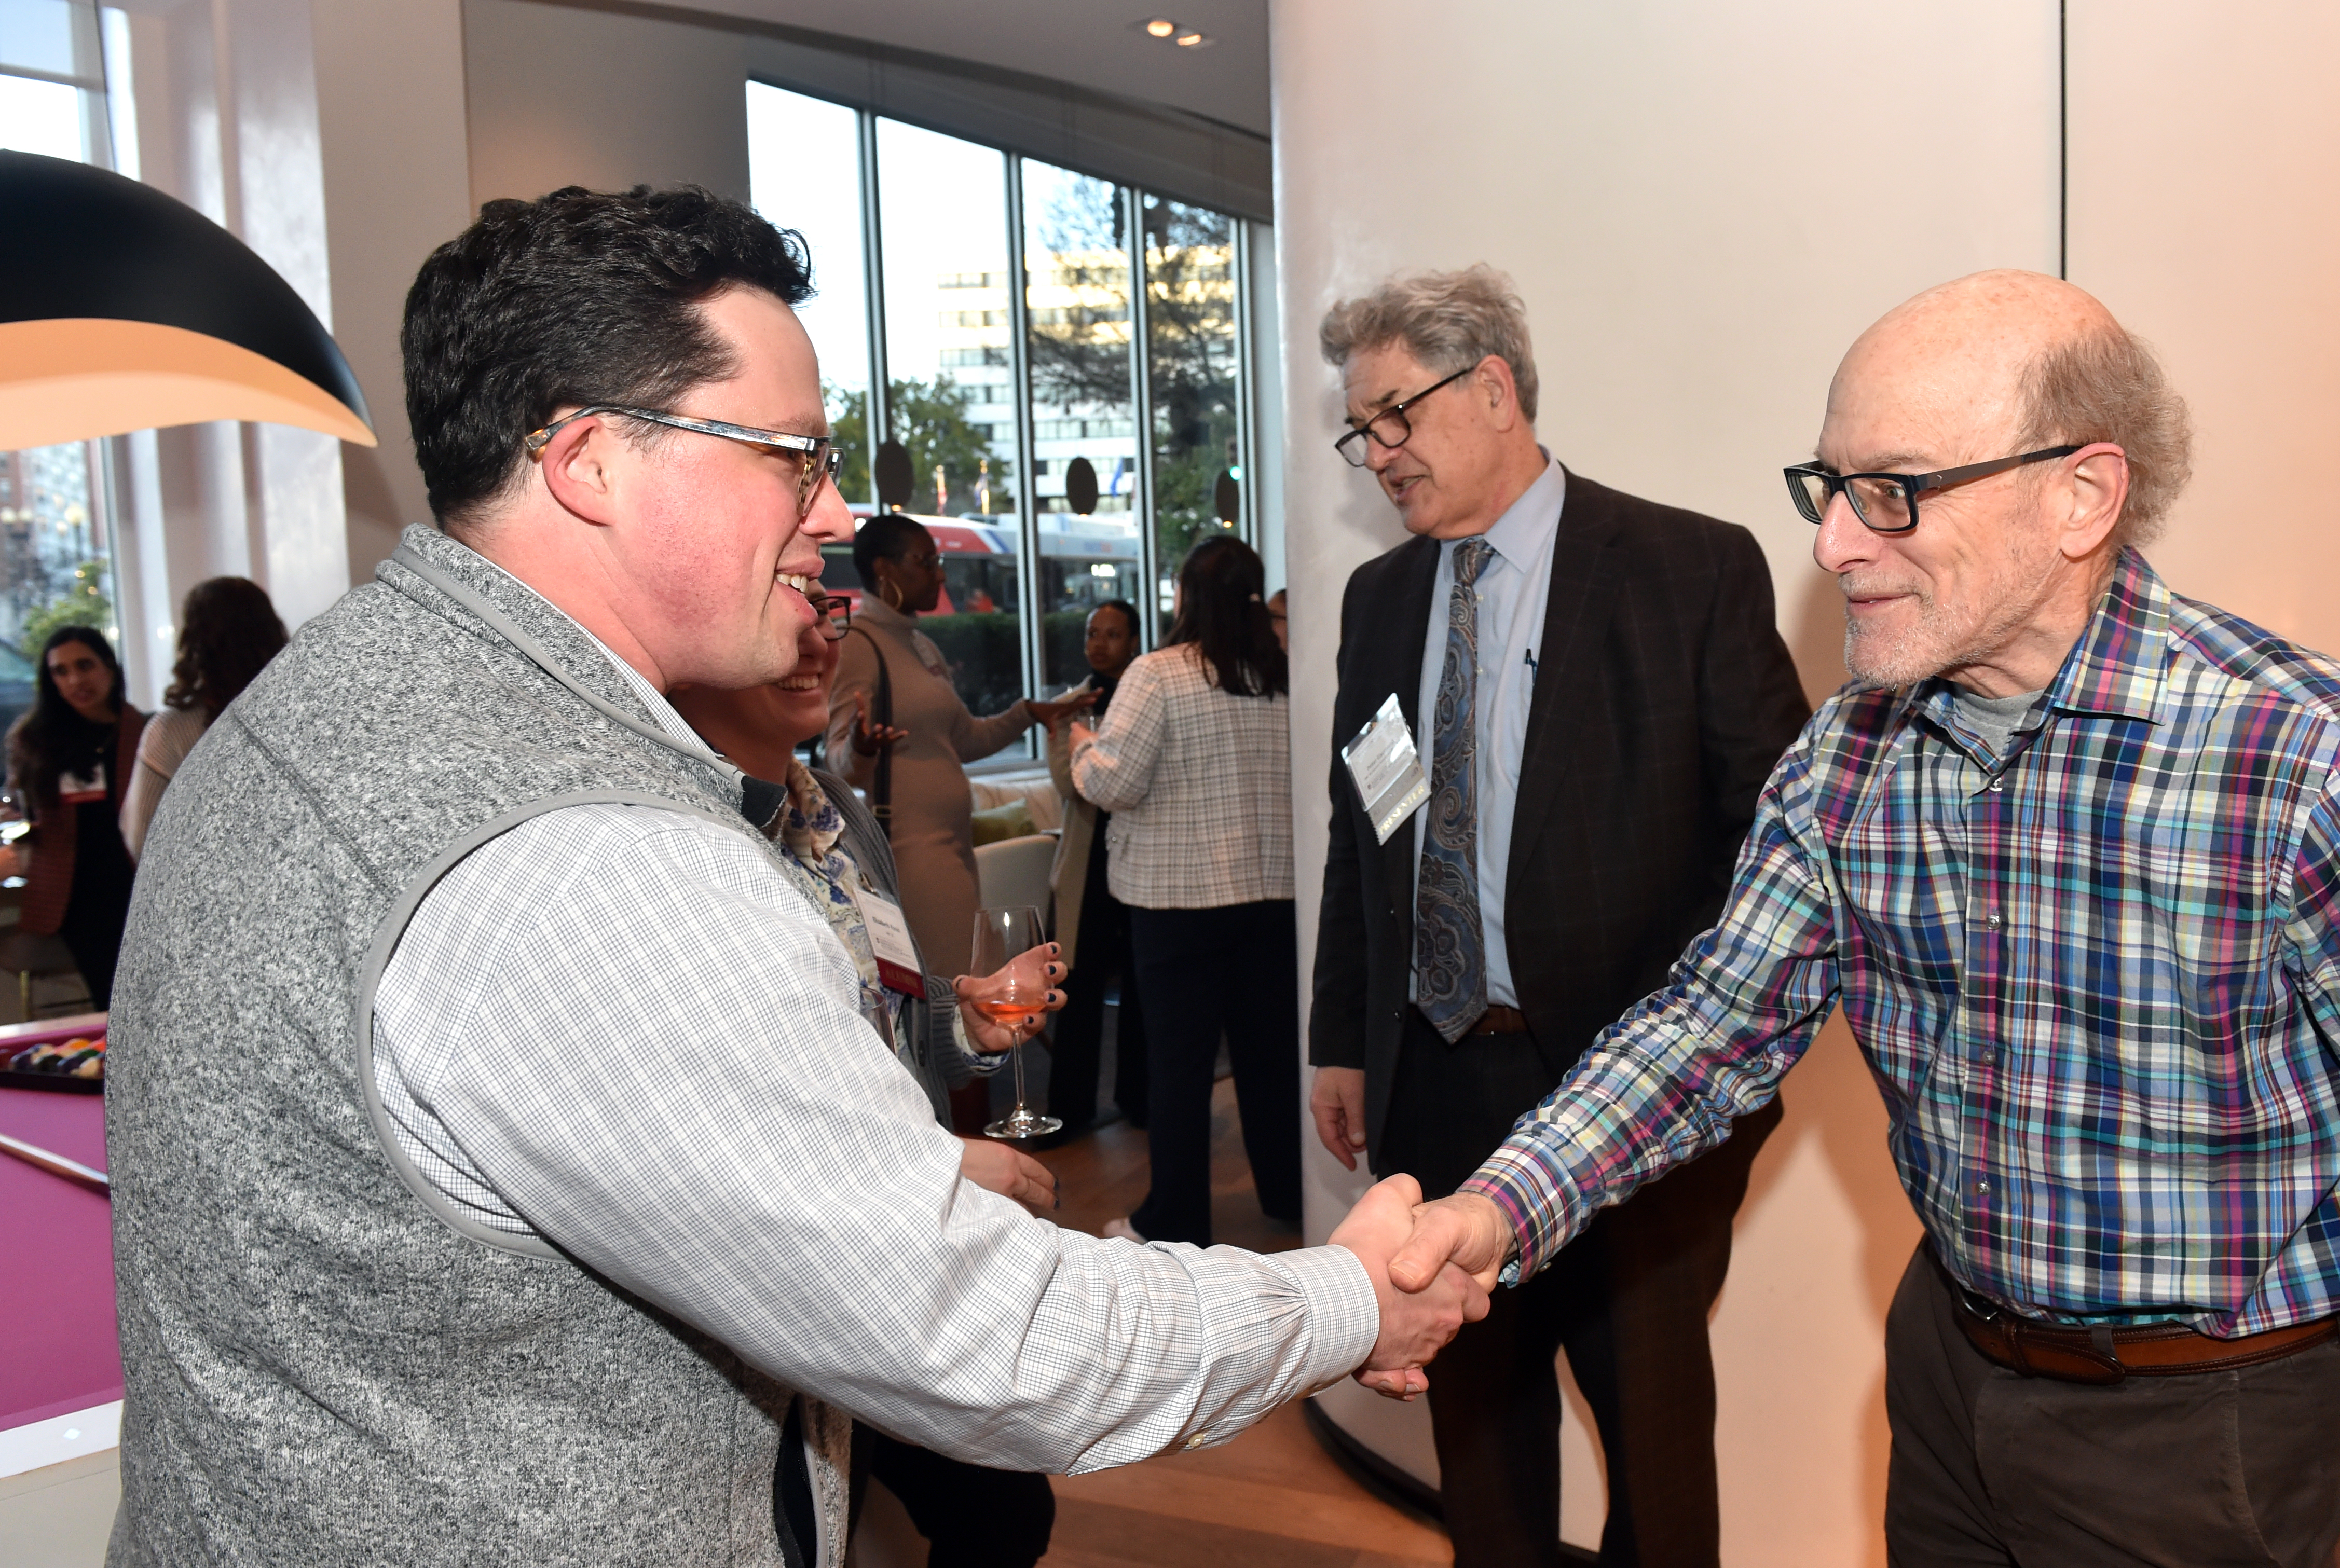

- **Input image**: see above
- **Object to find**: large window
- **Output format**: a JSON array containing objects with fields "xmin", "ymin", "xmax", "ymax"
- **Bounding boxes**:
[
  {"xmin": 1, "ymin": 1, "xmax": 130, "ymax": 735},
  {"xmin": 747, "ymin": 81, "xmax": 1268, "ymax": 747}
]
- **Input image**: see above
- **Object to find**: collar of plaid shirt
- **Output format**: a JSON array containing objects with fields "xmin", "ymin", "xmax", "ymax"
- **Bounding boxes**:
[{"xmin": 1467, "ymin": 547, "xmax": 2340, "ymax": 1334}]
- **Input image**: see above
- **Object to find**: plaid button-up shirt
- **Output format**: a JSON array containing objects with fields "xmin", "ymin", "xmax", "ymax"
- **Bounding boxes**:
[{"xmin": 1466, "ymin": 549, "xmax": 2340, "ymax": 1333}]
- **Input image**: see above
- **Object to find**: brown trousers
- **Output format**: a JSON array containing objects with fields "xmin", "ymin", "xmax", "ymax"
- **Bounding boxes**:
[{"xmin": 1885, "ymin": 1242, "xmax": 2340, "ymax": 1566}]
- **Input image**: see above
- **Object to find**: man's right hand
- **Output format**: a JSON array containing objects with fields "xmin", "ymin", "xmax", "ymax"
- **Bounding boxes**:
[
  {"xmin": 1329, "ymin": 1175, "xmax": 1489, "ymax": 1399},
  {"xmin": 1309, "ymin": 1066, "xmax": 1369, "ymax": 1170},
  {"xmin": 1390, "ymin": 1191, "xmax": 1515, "ymax": 1295}
]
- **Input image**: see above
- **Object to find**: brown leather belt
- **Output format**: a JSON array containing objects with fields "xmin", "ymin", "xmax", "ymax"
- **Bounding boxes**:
[
  {"xmin": 1465, "ymin": 1005, "xmax": 1528, "ymax": 1036},
  {"xmin": 1940, "ymin": 1257, "xmax": 2337, "ymax": 1385}
]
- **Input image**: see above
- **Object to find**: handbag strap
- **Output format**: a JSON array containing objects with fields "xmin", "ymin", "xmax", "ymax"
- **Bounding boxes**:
[{"xmin": 848, "ymin": 624, "xmax": 895, "ymax": 838}]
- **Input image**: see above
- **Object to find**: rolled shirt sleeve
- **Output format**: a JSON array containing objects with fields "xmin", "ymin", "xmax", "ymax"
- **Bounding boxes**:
[{"xmin": 374, "ymin": 803, "xmax": 1376, "ymax": 1471}]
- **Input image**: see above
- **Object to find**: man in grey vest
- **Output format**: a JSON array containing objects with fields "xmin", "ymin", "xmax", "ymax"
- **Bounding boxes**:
[{"xmin": 104, "ymin": 185, "xmax": 1484, "ymax": 1568}]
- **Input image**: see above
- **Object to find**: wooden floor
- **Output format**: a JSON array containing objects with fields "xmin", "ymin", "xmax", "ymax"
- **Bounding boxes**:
[{"xmin": 850, "ymin": 1076, "xmax": 1454, "ymax": 1568}]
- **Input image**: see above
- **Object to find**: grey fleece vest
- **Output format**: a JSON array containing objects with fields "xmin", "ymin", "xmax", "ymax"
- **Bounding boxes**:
[{"xmin": 105, "ymin": 525, "xmax": 812, "ymax": 1567}]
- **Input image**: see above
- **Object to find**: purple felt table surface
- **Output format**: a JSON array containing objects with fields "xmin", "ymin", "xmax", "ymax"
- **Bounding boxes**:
[{"xmin": 0, "ymin": 1075, "xmax": 121, "ymax": 1430}]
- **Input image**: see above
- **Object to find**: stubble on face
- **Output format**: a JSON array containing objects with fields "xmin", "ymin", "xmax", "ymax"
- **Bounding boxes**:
[{"xmin": 1839, "ymin": 502, "xmax": 2062, "ymax": 689}]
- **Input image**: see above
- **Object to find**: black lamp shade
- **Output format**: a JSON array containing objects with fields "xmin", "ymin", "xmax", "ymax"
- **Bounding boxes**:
[{"xmin": 0, "ymin": 150, "xmax": 374, "ymax": 449}]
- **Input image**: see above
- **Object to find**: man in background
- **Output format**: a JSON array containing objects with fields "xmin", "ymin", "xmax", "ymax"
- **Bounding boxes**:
[
  {"xmin": 1310, "ymin": 266, "xmax": 1809, "ymax": 1566},
  {"xmin": 1396, "ymin": 270, "xmax": 2340, "ymax": 1561}
]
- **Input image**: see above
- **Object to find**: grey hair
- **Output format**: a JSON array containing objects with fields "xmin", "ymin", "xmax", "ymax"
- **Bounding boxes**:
[
  {"xmin": 1318, "ymin": 264, "xmax": 1539, "ymax": 422},
  {"xmin": 2016, "ymin": 325, "xmax": 2192, "ymax": 548}
]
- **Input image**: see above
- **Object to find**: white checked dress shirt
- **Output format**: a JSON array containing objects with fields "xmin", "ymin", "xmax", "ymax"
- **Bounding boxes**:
[
  {"xmin": 1069, "ymin": 642, "xmax": 1295, "ymax": 910},
  {"xmin": 370, "ymin": 599, "xmax": 1376, "ymax": 1474}
]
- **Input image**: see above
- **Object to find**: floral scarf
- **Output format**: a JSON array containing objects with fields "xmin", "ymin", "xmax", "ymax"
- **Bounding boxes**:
[{"xmin": 768, "ymin": 760, "xmax": 901, "ymax": 1049}]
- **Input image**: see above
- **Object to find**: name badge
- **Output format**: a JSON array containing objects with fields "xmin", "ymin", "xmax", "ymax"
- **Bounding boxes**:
[
  {"xmin": 857, "ymin": 886, "xmax": 925, "ymax": 995},
  {"xmin": 1342, "ymin": 693, "xmax": 1431, "ymax": 846},
  {"xmin": 57, "ymin": 764, "xmax": 106, "ymax": 807}
]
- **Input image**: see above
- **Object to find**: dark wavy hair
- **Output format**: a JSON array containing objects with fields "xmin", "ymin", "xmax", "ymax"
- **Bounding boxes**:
[
  {"xmin": 162, "ymin": 576, "xmax": 288, "ymax": 721},
  {"xmin": 9, "ymin": 625, "xmax": 122, "ymax": 802},
  {"xmin": 402, "ymin": 184, "xmax": 815, "ymax": 529},
  {"xmin": 1166, "ymin": 535, "xmax": 1284, "ymax": 697}
]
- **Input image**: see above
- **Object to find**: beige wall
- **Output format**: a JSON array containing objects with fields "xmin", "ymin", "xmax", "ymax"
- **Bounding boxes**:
[
  {"xmin": 2067, "ymin": 0, "xmax": 2340, "ymax": 651},
  {"xmin": 463, "ymin": 0, "xmax": 754, "ymax": 210},
  {"xmin": 1272, "ymin": 1, "xmax": 2057, "ymax": 1561},
  {"xmin": 313, "ymin": 0, "xmax": 474, "ymax": 577}
]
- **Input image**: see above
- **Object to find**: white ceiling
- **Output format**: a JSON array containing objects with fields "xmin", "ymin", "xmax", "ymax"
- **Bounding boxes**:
[{"xmin": 674, "ymin": 0, "xmax": 1271, "ymax": 135}]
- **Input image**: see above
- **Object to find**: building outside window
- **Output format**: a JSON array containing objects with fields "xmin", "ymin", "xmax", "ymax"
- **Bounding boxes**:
[
  {"xmin": 747, "ymin": 81, "xmax": 1270, "ymax": 750},
  {"xmin": 0, "ymin": 0, "xmax": 131, "ymax": 736}
]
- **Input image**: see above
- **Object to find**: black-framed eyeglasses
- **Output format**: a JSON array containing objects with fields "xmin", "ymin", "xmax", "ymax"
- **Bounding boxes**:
[
  {"xmin": 1784, "ymin": 445, "xmax": 2082, "ymax": 534},
  {"xmin": 811, "ymin": 590, "xmax": 852, "ymax": 642},
  {"xmin": 524, "ymin": 404, "xmax": 844, "ymax": 514},
  {"xmin": 1333, "ymin": 365, "xmax": 1475, "ymax": 467}
]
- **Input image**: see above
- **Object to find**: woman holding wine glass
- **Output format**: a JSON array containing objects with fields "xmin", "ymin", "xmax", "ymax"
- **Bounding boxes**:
[{"xmin": 669, "ymin": 593, "xmax": 1064, "ymax": 1568}]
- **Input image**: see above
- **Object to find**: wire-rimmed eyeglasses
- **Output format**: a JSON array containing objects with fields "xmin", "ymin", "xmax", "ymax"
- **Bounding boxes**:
[
  {"xmin": 1333, "ymin": 365, "xmax": 1475, "ymax": 467},
  {"xmin": 1784, "ymin": 445, "xmax": 2082, "ymax": 534},
  {"xmin": 524, "ymin": 404, "xmax": 844, "ymax": 514}
]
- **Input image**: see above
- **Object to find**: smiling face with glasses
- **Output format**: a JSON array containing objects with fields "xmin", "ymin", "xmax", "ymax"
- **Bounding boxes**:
[
  {"xmin": 514, "ymin": 286, "xmax": 856, "ymax": 693},
  {"xmin": 1802, "ymin": 290, "xmax": 2131, "ymax": 696}
]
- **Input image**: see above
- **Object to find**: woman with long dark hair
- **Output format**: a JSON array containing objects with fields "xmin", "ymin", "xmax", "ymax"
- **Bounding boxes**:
[
  {"xmin": 2, "ymin": 625, "xmax": 146, "ymax": 1010},
  {"xmin": 1065, "ymin": 535, "xmax": 1300, "ymax": 1245},
  {"xmin": 122, "ymin": 577, "xmax": 289, "ymax": 858}
]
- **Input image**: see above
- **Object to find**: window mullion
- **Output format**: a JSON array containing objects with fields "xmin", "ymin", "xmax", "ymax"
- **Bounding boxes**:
[
  {"xmin": 856, "ymin": 109, "xmax": 889, "ymax": 499},
  {"xmin": 1004, "ymin": 154, "xmax": 1043, "ymax": 724},
  {"xmin": 1125, "ymin": 187, "xmax": 1158, "ymax": 651},
  {"xmin": 1233, "ymin": 218, "xmax": 1258, "ymax": 548}
]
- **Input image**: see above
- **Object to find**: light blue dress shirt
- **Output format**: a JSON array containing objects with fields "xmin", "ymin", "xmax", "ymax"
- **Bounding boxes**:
[{"xmin": 1410, "ymin": 457, "xmax": 1566, "ymax": 1010}]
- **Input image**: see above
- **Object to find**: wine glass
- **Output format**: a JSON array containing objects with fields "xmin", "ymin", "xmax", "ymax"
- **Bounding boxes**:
[{"xmin": 970, "ymin": 904, "xmax": 1061, "ymax": 1140}]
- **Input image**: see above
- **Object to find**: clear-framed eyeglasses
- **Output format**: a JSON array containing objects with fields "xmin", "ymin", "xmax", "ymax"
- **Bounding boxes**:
[
  {"xmin": 524, "ymin": 404, "xmax": 844, "ymax": 516},
  {"xmin": 1783, "ymin": 445, "xmax": 2082, "ymax": 534},
  {"xmin": 1333, "ymin": 365, "xmax": 1475, "ymax": 468}
]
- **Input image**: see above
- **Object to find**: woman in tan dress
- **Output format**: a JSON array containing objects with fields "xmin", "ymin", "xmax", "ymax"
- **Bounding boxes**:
[{"xmin": 825, "ymin": 515, "xmax": 1091, "ymax": 981}]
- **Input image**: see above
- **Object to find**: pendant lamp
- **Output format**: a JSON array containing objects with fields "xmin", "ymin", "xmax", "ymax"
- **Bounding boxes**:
[{"xmin": 0, "ymin": 149, "xmax": 375, "ymax": 450}]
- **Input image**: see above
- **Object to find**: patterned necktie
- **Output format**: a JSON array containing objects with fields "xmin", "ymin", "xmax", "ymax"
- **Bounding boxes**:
[{"xmin": 1416, "ymin": 537, "xmax": 1494, "ymax": 1042}]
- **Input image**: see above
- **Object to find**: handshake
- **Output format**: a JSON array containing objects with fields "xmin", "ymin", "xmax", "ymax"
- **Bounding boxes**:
[{"xmin": 1326, "ymin": 1177, "xmax": 1520, "ymax": 1399}]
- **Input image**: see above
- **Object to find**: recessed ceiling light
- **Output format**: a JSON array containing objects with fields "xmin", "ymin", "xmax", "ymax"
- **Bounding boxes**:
[
  {"xmin": 1144, "ymin": 17, "xmax": 1176, "ymax": 36},
  {"xmin": 1175, "ymin": 30, "xmax": 1210, "ymax": 46}
]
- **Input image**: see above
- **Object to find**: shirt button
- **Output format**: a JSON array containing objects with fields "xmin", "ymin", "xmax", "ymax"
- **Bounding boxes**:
[
  {"xmin": 1972, "ymin": 1178, "xmax": 1991, "ymax": 1195},
  {"xmin": 1988, "ymin": 776, "xmax": 2004, "ymax": 793},
  {"xmin": 1979, "ymin": 1046, "xmax": 1999, "ymax": 1065},
  {"xmin": 1983, "ymin": 910, "xmax": 2003, "ymax": 930},
  {"xmin": 1184, "ymin": 1434, "xmax": 1206, "ymax": 1451}
]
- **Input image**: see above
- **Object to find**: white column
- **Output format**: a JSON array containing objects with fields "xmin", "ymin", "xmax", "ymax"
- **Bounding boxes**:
[
  {"xmin": 1271, "ymin": 1, "xmax": 2057, "ymax": 1559},
  {"xmin": 110, "ymin": 0, "xmax": 353, "ymax": 703}
]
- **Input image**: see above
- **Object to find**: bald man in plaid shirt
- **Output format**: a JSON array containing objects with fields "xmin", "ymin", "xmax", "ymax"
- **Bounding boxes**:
[{"xmin": 1393, "ymin": 271, "xmax": 2340, "ymax": 1564}]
